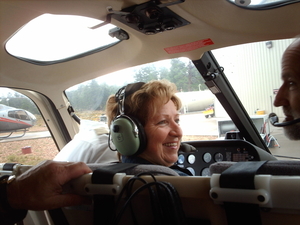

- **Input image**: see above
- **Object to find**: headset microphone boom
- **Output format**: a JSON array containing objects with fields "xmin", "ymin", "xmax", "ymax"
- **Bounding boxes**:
[{"xmin": 269, "ymin": 113, "xmax": 300, "ymax": 127}]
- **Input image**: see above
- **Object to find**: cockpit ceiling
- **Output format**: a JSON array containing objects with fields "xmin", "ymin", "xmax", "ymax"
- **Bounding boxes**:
[{"xmin": 1, "ymin": 0, "xmax": 300, "ymax": 94}]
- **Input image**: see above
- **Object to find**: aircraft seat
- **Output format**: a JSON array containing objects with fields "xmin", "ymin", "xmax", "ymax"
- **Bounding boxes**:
[{"xmin": 209, "ymin": 160, "xmax": 300, "ymax": 225}]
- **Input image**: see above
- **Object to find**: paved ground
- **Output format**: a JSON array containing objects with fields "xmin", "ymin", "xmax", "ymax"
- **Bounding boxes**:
[{"xmin": 0, "ymin": 131, "xmax": 50, "ymax": 143}]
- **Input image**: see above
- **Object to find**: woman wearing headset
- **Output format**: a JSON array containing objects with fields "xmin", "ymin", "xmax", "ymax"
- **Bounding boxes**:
[{"xmin": 106, "ymin": 79, "xmax": 192, "ymax": 176}]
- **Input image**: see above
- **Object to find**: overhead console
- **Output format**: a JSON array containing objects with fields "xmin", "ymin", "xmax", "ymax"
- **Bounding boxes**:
[
  {"xmin": 176, "ymin": 139, "xmax": 277, "ymax": 176},
  {"xmin": 106, "ymin": 0, "xmax": 190, "ymax": 35}
]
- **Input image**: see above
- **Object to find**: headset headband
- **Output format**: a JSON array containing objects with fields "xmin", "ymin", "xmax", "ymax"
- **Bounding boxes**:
[{"xmin": 115, "ymin": 82, "xmax": 145, "ymax": 115}]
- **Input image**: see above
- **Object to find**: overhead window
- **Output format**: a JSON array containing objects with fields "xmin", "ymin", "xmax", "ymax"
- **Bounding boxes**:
[
  {"xmin": 5, "ymin": 14, "xmax": 125, "ymax": 65},
  {"xmin": 228, "ymin": 0, "xmax": 300, "ymax": 9}
]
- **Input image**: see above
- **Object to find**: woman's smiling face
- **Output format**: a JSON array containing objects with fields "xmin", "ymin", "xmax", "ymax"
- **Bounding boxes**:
[{"xmin": 139, "ymin": 100, "xmax": 182, "ymax": 167}]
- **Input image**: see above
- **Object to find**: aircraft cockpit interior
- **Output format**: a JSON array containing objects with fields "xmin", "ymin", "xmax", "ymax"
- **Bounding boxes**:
[{"xmin": 1, "ymin": 0, "xmax": 300, "ymax": 224}]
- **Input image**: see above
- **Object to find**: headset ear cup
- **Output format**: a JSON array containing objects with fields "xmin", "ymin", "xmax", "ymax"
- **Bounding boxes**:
[
  {"xmin": 130, "ymin": 116, "xmax": 147, "ymax": 155},
  {"xmin": 110, "ymin": 115, "xmax": 147, "ymax": 156}
]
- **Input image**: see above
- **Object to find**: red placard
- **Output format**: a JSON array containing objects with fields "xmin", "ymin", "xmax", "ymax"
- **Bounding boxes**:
[{"xmin": 164, "ymin": 38, "xmax": 214, "ymax": 54}]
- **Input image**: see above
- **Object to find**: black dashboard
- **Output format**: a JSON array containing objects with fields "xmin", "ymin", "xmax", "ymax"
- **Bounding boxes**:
[{"xmin": 176, "ymin": 139, "xmax": 276, "ymax": 176}]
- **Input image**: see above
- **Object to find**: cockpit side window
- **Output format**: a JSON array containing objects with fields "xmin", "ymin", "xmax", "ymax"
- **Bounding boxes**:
[{"xmin": 0, "ymin": 88, "xmax": 58, "ymax": 165}]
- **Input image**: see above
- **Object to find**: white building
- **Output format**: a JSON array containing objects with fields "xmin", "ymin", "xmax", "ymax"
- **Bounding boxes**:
[{"xmin": 212, "ymin": 38, "xmax": 294, "ymax": 118}]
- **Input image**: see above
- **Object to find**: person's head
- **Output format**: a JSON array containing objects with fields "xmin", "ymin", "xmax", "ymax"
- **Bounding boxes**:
[
  {"xmin": 274, "ymin": 38, "xmax": 300, "ymax": 140},
  {"xmin": 106, "ymin": 79, "xmax": 183, "ymax": 166}
]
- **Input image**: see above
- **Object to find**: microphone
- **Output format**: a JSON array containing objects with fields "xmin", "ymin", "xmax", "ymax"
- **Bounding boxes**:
[{"xmin": 269, "ymin": 113, "xmax": 300, "ymax": 127}]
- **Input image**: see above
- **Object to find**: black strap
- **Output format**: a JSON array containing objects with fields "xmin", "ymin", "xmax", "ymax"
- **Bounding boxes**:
[
  {"xmin": 3, "ymin": 163, "xmax": 18, "ymax": 171},
  {"xmin": 220, "ymin": 161, "xmax": 267, "ymax": 189},
  {"xmin": 220, "ymin": 161, "xmax": 267, "ymax": 225},
  {"xmin": 92, "ymin": 163, "xmax": 138, "ymax": 184},
  {"xmin": 48, "ymin": 208, "xmax": 70, "ymax": 225},
  {"xmin": 223, "ymin": 202, "xmax": 262, "ymax": 225},
  {"xmin": 0, "ymin": 175, "xmax": 28, "ymax": 225},
  {"xmin": 92, "ymin": 163, "xmax": 138, "ymax": 225}
]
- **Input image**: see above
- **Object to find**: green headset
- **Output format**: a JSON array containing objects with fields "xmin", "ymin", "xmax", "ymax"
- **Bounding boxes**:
[{"xmin": 109, "ymin": 82, "xmax": 148, "ymax": 156}]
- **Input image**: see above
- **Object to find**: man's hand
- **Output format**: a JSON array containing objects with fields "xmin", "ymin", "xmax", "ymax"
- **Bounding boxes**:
[{"xmin": 7, "ymin": 160, "xmax": 92, "ymax": 210}]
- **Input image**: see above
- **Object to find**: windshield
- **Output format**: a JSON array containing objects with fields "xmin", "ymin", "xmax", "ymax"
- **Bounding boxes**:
[{"xmin": 65, "ymin": 57, "xmax": 222, "ymax": 142}]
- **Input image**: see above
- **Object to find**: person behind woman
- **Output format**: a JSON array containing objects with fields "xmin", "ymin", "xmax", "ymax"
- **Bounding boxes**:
[{"xmin": 106, "ymin": 79, "xmax": 192, "ymax": 176}]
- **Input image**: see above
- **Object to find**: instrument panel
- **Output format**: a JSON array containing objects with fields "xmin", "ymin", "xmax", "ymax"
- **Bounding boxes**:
[{"xmin": 176, "ymin": 140, "xmax": 262, "ymax": 176}]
